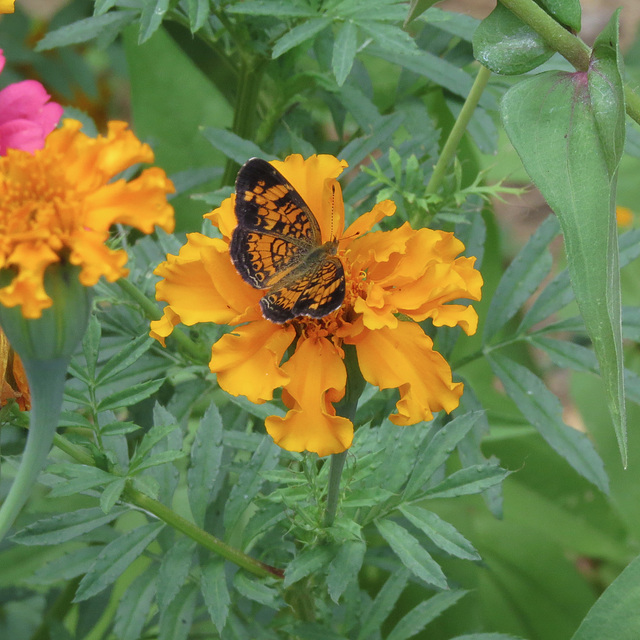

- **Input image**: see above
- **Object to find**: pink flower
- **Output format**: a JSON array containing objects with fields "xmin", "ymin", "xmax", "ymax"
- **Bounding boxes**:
[{"xmin": 0, "ymin": 49, "xmax": 63, "ymax": 155}]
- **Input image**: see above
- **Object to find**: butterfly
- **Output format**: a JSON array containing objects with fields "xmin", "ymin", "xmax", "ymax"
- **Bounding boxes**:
[{"xmin": 230, "ymin": 158, "xmax": 345, "ymax": 323}]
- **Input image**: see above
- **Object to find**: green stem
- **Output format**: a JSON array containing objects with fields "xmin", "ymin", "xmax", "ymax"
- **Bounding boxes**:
[
  {"xmin": 499, "ymin": 0, "xmax": 640, "ymax": 125},
  {"xmin": 49, "ymin": 432, "xmax": 283, "ymax": 580},
  {"xmin": 324, "ymin": 345, "xmax": 365, "ymax": 528},
  {"xmin": 116, "ymin": 279, "xmax": 207, "ymax": 364},
  {"xmin": 126, "ymin": 487, "xmax": 283, "ymax": 579},
  {"xmin": 426, "ymin": 64, "xmax": 492, "ymax": 196},
  {"xmin": 0, "ymin": 357, "xmax": 70, "ymax": 541}
]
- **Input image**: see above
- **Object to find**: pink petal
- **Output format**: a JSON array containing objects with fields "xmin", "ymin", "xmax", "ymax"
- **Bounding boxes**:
[
  {"xmin": 0, "ymin": 120, "xmax": 46, "ymax": 155},
  {"xmin": 0, "ymin": 50, "xmax": 5, "ymax": 75}
]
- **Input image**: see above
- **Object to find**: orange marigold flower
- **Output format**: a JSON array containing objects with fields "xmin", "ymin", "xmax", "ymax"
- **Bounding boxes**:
[
  {"xmin": 0, "ymin": 328, "xmax": 29, "ymax": 410},
  {"xmin": 0, "ymin": 1, "xmax": 14, "ymax": 13},
  {"xmin": 616, "ymin": 206, "xmax": 633, "ymax": 228},
  {"xmin": 0, "ymin": 119, "xmax": 175, "ymax": 318},
  {"xmin": 151, "ymin": 154, "xmax": 482, "ymax": 456}
]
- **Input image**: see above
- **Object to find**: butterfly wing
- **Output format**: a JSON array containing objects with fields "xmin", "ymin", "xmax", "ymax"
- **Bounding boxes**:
[
  {"xmin": 231, "ymin": 158, "xmax": 321, "ymax": 290},
  {"xmin": 260, "ymin": 256, "xmax": 345, "ymax": 323}
]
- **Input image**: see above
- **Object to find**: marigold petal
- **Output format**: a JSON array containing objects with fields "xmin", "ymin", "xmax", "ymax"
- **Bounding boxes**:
[
  {"xmin": 204, "ymin": 195, "xmax": 236, "ymax": 241},
  {"xmin": 265, "ymin": 335, "xmax": 352, "ymax": 455},
  {"xmin": 211, "ymin": 321, "xmax": 295, "ymax": 403},
  {"xmin": 352, "ymin": 322, "xmax": 463, "ymax": 426},
  {"xmin": 0, "ymin": 1, "xmax": 14, "ymax": 13},
  {"xmin": 150, "ymin": 306, "xmax": 181, "ymax": 346},
  {"xmin": 343, "ymin": 199, "xmax": 396, "ymax": 246}
]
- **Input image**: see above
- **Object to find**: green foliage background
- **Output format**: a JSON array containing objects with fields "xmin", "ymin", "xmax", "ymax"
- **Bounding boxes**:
[{"xmin": 1, "ymin": 0, "xmax": 640, "ymax": 639}]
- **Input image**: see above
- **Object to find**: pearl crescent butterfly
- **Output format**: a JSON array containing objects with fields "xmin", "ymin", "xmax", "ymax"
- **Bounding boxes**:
[{"xmin": 230, "ymin": 158, "xmax": 345, "ymax": 323}]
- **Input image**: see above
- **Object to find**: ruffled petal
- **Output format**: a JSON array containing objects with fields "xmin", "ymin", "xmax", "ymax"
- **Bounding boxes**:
[
  {"xmin": 265, "ymin": 335, "xmax": 352, "ymax": 455},
  {"xmin": 352, "ymin": 322, "xmax": 463, "ymax": 426},
  {"xmin": 211, "ymin": 321, "xmax": 295, "ymax": 403},
  {"xmin": 342, "ymin": 199, "xmax": 396, "ymax": 246},
  {"xmin": 149, "ymin": 306, "xmax": 182, "ymax": 346}
]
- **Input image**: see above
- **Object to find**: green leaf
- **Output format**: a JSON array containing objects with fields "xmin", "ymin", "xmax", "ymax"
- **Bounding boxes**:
[
  {"xmin": 424, "ymin": 463, "xmax": 509, "ymax": 499},
  {"xmin": 74, "ymin": 522, "xmax": 164, "ymax": 602},
  {"xmin": 387, "ymin": 590, "xmax": 468, "ymax": 640},
  {"xmin": 201, "ymin": 127, "xmax": 268, "ymax": 165},
  {"xmin": 226, "ymin": 0, "xmax": 316, "ymax": 16},
  {"xmin": 130, "ymin": 450, "xmax": 186, "ymax": 474},
  {"xmin": 188, "ymin": 404, "xmax": 224, "ymax": 527},
  {"xmin": 12, "ymin": 506, "xmax": 127, "ymax": 545},
  {"xmin": 488, "ymin": 353, "xmax": 608, "ymax": 493},
  {"xmin": 130, "ymin": 420, "xmax": 181, "ymax": 470},
  {"xmin": 113, "ymin": 566, "xmax": 158, "ymax": 640},
  {"xmin": 159, "ymin": 582, "xmax": 198, "ymax": 640},
  {"xmin": 405, "ymin": 0, "xmax": 441, "ymax": 25},
  {"xmin": 375, "ymin": 520, "xmax": 447, "ymax": 589},
  {"xmin": 327, "ymin": 540, "xmax": 366, "ymax": 603},
  {"xmin": 571, "ymin": 553, "xmax": 640, "ymax": 640},
  {"xmin": 357, "ymin": 21, "xmax": 419, "ymax": 58},
  {"xmin": 139, "ymin": 0, "xmax": 170, "ymax": 44},
  {"xmin": 404, "ymin": 412, "xmax": 482, "ymax": 499},
  {"xmin": 473, "ymin": 4, "xmax": 553, "ymax": 75},
  {"xmin": 100, "ymin": 478, "xmax": 127, "ymax": 513},
  {"xmin": 47, "ymin": 465, "xmax": 115, "ymax": 498},
  {"xmin": 530, "ymin": 336, "xmax": 598, "ymax": 373},
  {"xmin": 233, "ymin": 572, "xmax": 280, "ymax": 608},
  {"xmin": 356, "ymin": 568, "xmax": 410, "ymax": 640},
  {"xmin": 484, "ymin": 215, "xmax": 559, "ymax": 342},
  {"xmin": 36, "ymin": 11, "xmax": 136, "ymax": 50},
  {"xmin": 333, "ymin": 20, "xmax": 358, "ymax": 86},
  {"xmin": 284, "ymin": 546, "xmax": 334, "ymax": 588},
  {"xmin": 95, "ymin": 334, "xmax": 153, "ymax": 385},
  {"xmin": 399, "ymin": 505, "xmax": 481, "ymax": 561},
  {"xmin": 97, "ymin": 378, "xmax": 164, "ymax": 412},
  {"xmin": 81, "ymin": 314, "xmax": 101, "ymax": 381},
  {"xmin": 223, "ymin": 437, "xmax": 280, "ymax": 532},
  {"xmin": 201, "ymin": 558, "xmax": 230, "ymax": 633},
  {"xmin": 31, "ymin": 546, "xmax": 103, "ymax": 584},
  {"xmin": 186, "ymin": 0, "xmax": 209, "ymax": 32},
  {"xmin": 501, "ymin": 11, "xmax": 627, "ymax": 466},
  {"xmin": 272, "ymin": 18, "xmax": 332, "ymax": 58},
  {"xmin": 451, "ymin": 635, "xmax": 526, "ymax": 640},
  {"xmin": 157, "ymin": 538, "xmax": 195, "ymax": 611}
]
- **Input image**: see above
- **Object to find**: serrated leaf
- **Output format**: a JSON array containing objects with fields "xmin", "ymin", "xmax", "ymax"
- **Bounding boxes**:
[
  {"xmin": 95, "ymin": 334, "xmax": 153, "ymax": 384},
  {"xmin": 358, "ymin": 21, "xmax": 419, "ymax": 58},
  {"xmin": 100, "ymin": 478, "xmax": 127, "ymax": 513},
  {"xmin": 272, "ymin": 18, "xmax": 332, "ymax": 58},
  {"xmin": 424, "ymin": 463, "xmax": 508, "ymax": 499},
  {"xmin": 186, "ymin": 0, "xmax": 209, "ymax": 32},
  {"xmin": 484, "ymin": 215, "xmax": 560, "ymax": 342},
  {"xmin": 570, "ymin": 552, "xmax": 640, "ymax": 639},
  {"xmin": 327, "ymin": 539, "xmax": 366, "ymax": 603},
  {"xmin": 139, "ymin": 0, "xmax": 170, "ymax": 44},
  {"xmin": 501, "ymin": 12, "xmax": 627, "ymax": 465},
  {"xmin": 226, "ymin": 0, "xmax": 316, "ymax": 16},
  {"xmin": 31, "ymin": 546, "xmax": 104, "ymax": 584},
  {"xmin": 404, "ymin": 412, "xmax": 482, "ymax": 499},
  {"xmin": 130, "ymin": 420, "xmax": 181, "ymax": 469},
  {"xmin": 375, "ymin": 520, "xmax": 447, "ymax": 589},
  {"xmin": 224, "ymin": 437, "xmax": 280, "ymax": 532},
  {"xmin": 284, "ymin": 546, "xmax": 334, "ymax": 588},
  {"xmin": 400, "ymin": 505, "xmax": 481, "ymax": 561},
  {"xmin": 159, "ymin": 582, "xmax": 198, "ymax": 640},
  {"xmin": 82, "ymin": 314, "xmax": 101, "ymax": 380},
  {"xmin": 233, "ymin": 572, "xmax": 280, "ymax": 608},
  {"xmin": 157, "ymin": 538, "xmax": 194, "ymax": 610},
  {"xmin": 113, "ymin": 566, "xmax": 158, "ymax": 640},
  {"xmin": 47, "ymin": 465, "xmax": 115, "ymax": 498},
  {"xmin": 333, "ymin": 20, "xmax": 358, "ymax": 86},
  {"xmin": 405, "ymin": 0, "xmax": 444, "ymax": 26},
  {"xmin": 200, "ymin": 127, "xmax": 267, "ymax": 165},
  {"xmin": 97, "ymin": 378, "xmax": 164, "ymax": 412},
  {"xmin": 387, "ymin": 590, "xmax": 468, "ymax": 640},
  {"xmin": 188, "ymin": 404, "xmax": 224, "ymax": 527},
  {"xmin": 130, "ymin": 450, "xmax": 186, "ymax": 474},
  {"xmin": 74, "ymin": 522, "xmax": 164, "ymax": 602},
  {"xmin": 201, "ymin": 559, "xmax": 230, "ymax": 633},
  {"xmin": 530, "ymin": 336, "xmax": 598, "ymax": 373},
  {"xmin": 356, "ymin": 568, "xmax": 410, "ymax": 640},
  {"xmin": 488, "ymin": 353, "xmax": 608, "ymax": 493},
  {"xmin": 36, "ymin": 11, "xmax": 136, "ymax": 50},
  {"xmin": 100, "ymin": 421, "xmax": 141, "ymax": 436}
]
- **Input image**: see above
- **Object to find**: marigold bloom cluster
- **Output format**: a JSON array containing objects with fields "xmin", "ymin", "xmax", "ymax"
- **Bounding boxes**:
[
  {"xmin": 151, "ymin": 155, "xmax": 482, "ymax": 456},
  {"xmin": 0, "ymin": 49, "xmax": 62, "ymax": 155},
  {"xmin": 0, "ymin": 119, "xmax": 175, "ymax": 318}
]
